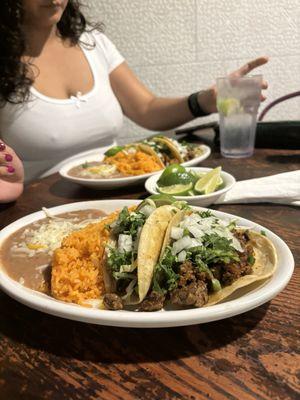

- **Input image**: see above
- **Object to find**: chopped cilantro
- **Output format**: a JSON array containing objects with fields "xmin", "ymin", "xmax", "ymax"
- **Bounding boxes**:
[
  {"xmin": 260, "ymin": 230, "xmax": 267, "ymax": 236},
  {"xmin": 153, "ymin": 247, "xmax": 179, "ymax": 294},
  {"xmin": 247, "ymin": 254, "xmax": 255, "ymax": 266},
  {"xmin": 197, "ymin": 234, "xmax": 239, "ymax": 265},
  {"xmin": 183, "ymin": 228, "xmax": 190, "ymax": 236},
  {"xmin": 107, "ymin": 248, "xmax": 137, "ymax": 294},
  {"xmin": 198, "ymin": 210, "xmax": 213, "ymax": 218},
  {"xmin": 107, "ymin": 248, "xmax": 132, "ymax": 277},
  {"xmin": 227, "ymin": 220, "xmax": 237, "ymax": 231},
  {"xmin": 110, "ymin": 207, "xmax": 146, "ymax": 240}
]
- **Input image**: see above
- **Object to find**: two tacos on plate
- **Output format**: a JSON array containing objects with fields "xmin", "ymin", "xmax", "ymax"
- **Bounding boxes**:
[
  {"xmin": 105, "ymin": 136, "xmax": 204, "ymax": 168},
  {"xmin": 102, "ymin": 197, "xmax": 277, "ymax": 311}
]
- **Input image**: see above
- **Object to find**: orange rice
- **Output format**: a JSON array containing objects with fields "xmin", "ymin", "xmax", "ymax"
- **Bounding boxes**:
[
  {"xmin": 51, "ymin": 211, "xmax": 119, "ymax": 306},
  {"xmin": 105, "ymin": 150, "xmax": 162, "ymax": 175}
]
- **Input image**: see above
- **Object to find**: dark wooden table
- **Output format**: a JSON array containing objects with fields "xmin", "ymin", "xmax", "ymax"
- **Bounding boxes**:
[{"xmin": 0, "ymin": 147, "xmax": 299, "ymax": 400}]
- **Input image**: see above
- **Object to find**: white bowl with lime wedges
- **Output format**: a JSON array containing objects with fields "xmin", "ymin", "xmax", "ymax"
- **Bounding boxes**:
[{"xmin": 145, "ymin": 165, "xmax": 236, "ymax": 206}]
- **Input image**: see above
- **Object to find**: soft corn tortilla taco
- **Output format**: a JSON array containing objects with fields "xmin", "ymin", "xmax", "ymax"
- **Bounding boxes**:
[
  {"xmin": 138, "ymin": 143, "xmax": 165, "ymax": 168},
  {"xmin": 154, "ymin": 137, "xmax": 184, "ymax": 163},
  {"xmin": 154, "ymin": 137, "xmax": 205, "ymax": 164},
  {"xmin": 138, "ymin": 209, "xmax": 277, "ymax": 311},
  {"xmin": 103, "ymin": 202, "xmax": 177, "ymax": 308},
  {"xmin": 206, "ymin": 229, "xmax": 277, "ymax": 305},
  {"xmin": 140, "ymin": 137, "xmax": 180, "ymax": 166}
]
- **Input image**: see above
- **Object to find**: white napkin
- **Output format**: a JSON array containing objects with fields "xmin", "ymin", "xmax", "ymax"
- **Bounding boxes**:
[{"xmin": 215, "ymin": 170, "xmax": 300, "ymax": 206}]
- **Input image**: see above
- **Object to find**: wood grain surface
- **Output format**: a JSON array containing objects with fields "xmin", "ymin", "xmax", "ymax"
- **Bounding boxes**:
[{"xmin": 0, "ymin": 147, "xmax": 299, "ymax": 400}]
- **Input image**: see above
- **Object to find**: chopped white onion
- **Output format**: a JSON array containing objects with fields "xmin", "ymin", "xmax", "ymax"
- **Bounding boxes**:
[
  {"xmin": 187, "ymin": 238, "xmax": 202, "ymax": 249},
  {"xmin": 172, "ymin": 236, "xmax": 193, "ymax": 255},
  {"xmin": 120, "ymin": 264, "xmax": 136, "ymax": 273},
  {"xmin": 127, "ymin": 146, "xmax": 137, "ymax": 154},
  {"xmin": 118, "ymin": 234, "xmax": 133, "ymax": 253},
  {"xmin": 232, "ymin": 237, "xmax": 244, "ymax": 252},
  {"xmin": 180, "ymin": 214, "xmax": 201, "ymax": 228},
  {"xmin": 171, "ymin": 227, "xmax": 184, "ymax": 240},
  {"xmin": 177, "ymin": 250, "xmax": 187, "ymax": 262},
  {"xmin": 139, "ymin": 205, "xmax": 156, "ymax": 217},
  {"xmin": 187, "ymin": 224, "xmax": 205, "ymax": 239}
]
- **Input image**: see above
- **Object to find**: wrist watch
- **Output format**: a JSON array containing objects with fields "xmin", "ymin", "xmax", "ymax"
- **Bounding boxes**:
[{"xmin": 187, "ymin": 91, "xmax": 210, "ymax": 118}]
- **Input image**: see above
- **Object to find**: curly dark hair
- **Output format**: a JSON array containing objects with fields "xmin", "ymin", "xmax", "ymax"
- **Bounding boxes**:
[{"xmin": 0, "ymin": 0, "xmax": 103, "ymax": 106}]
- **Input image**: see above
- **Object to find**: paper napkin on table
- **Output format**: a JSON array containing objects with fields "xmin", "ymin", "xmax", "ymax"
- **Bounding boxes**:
[{"xmin": 215, "ymin": 170, "xmax": 300, "ymax": 206}]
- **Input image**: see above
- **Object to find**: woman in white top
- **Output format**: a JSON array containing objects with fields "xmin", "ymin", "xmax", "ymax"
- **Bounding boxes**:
[{"xmin": 0, "ymin": 0, "xmax": 268, "ymax": 202}]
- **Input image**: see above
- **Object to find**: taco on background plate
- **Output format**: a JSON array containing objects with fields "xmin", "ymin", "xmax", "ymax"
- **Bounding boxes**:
[
  {"xmin": 137, "ymin": 207, "xmax": 277, "ymax": 311},
  {"xmin": 152, "ymin": 136, "xmax": 205, "ymax": 164},
  {"xmin": 140, "ymin": 137, "xmax": 181, "ymax": 166},
  {"xmin": 102, "ymin": 198, "xmax": 179, "ymax": 310}
]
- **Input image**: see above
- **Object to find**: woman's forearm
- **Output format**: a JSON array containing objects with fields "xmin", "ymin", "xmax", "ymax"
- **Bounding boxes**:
[
  {"xmin": 139, "ymin": 89, "xmax": 216, "ymax": 131},
  {"xmin": 110, "ymin": 63, "xmax": 216, "ymax": 132},
  {"xmin": 135, "ymin": 96, "xmax": 193, "ymax": 131}
]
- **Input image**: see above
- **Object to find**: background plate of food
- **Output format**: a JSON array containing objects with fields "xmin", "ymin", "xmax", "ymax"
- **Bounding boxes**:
[
  {"xmin": 59, "ymin": 137, "xmax": 211, "ymax": 189},
  {"xmin": 0, "ymin": 198, "xmax": 294, "ymax": 328},
  {"xmin": 145, "ymin": 165, "xmax": 236, "ymax": 206}
]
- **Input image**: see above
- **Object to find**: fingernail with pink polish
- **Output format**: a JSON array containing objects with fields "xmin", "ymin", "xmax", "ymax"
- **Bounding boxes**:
[
  {"xmin": 5, "ymin": 154, "xmax": 13, "ymax": 162},
  {"xmin": 7, "ymin": 166, "xmax": 15, "ymax": 173},
  {"xmin": 0, "ymin": 142, "xmax": 6, "ymax": 151}
]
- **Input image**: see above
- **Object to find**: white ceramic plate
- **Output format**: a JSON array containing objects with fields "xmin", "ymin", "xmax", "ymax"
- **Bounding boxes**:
[
  {"xmin": 0, "ymin": 200, "xmax": 294, "ymax": 328},
  {"xmin": 145, "ymin": 167, "xmax": 236, "ymax": 207},
  {"xmin": 59, "ymin": 145, "xmax": 211, "ymax": 189}
]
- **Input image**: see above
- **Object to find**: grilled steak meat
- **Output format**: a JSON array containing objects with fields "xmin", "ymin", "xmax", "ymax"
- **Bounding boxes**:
[
  {"xmin": 210, "ymin": 230, "xmax": 254, "ymax": 286},
  {"xmin": 170, "ymin": 281, "xmax": 208, "ymax": 307},
  {"xmin": 139, "ymin": 291, "xmax": 166, "ymax": 311},
  {"xmin": 170, "ymin": 261, "xmax": 208, "ymax": 307},
  {"xmin": 103, "ymin": 293, "xmax": 123, "ymax": 310}
]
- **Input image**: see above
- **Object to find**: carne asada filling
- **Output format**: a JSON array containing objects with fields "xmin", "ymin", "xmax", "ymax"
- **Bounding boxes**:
[{"xmin": 141, "ymin": 211, "xmax": 255, "ymax": 310}]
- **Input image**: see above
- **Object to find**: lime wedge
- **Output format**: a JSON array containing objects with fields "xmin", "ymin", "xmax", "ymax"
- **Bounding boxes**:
[
  {"xmin": 194, "ymin": 167, "xmax": 222, "ymax": 194},
  {"xmin": 217, "ymin": 98, "xmax": 241, "ymax": 116},
  {"xmin": 158, "ymin": 164, "xmax": 188, "ymax": 186},
  {"xmin": 158, "ymin": 164, "xmax": 191, "ymax": 186},
  {"xmin": 157, "ymin": 182, "xmax": 193, "ymax": 196},
  {"xmin": 104, "ymin": 146, "xmax": 124, "ymax": 157}
]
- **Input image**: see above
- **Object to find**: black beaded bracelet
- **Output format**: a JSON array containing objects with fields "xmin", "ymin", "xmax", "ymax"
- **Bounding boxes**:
[{"xmin": 187, "ymin": 91, "xmax": 210, "ymax": 118}]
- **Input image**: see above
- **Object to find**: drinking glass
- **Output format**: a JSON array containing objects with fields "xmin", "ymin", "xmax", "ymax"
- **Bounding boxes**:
[{"xmin": 217, "ymin": 75, "xmax": 262, "ymax": 158}]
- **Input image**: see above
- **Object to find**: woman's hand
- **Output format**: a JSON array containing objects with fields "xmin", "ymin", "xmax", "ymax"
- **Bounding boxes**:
[
  {"xmin": 198, "ymin": 56, "xmax": 269, "ymax": 114},
  {"xmin": 0, "ymin": 141, "xmax": 24, "ymax": 203}
]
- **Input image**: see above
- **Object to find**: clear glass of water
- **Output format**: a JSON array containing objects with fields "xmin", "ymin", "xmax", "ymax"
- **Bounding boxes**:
[{"xmin": 217, "ymin": 74, "xmax": 262, "ymax": 158}]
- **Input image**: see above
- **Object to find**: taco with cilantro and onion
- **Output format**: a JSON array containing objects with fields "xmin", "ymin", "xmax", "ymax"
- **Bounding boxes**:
[
  {"xmin": 149, "ymin": 136, "xmax": 205, "ymax": 164},
  {"xmin": 102, "ymin": 197, "xmax": 180, "ymax": 310},
  {"xmin": 137, "ymin": 208, "xmax": 277, "ymax": 311},
  {"xmin": 139, "ymin": 137, "xmax": 181, "ymax": 166}
]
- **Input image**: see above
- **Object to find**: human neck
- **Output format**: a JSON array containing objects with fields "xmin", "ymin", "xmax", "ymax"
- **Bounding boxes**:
[{"xmin": 23, "ymin": 23, "xmax": 58, "ymax": 57}]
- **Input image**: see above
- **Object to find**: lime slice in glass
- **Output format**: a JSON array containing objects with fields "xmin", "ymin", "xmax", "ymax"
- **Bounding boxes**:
[
  {"xmin": 194, "ymin": 167, "xmax": 222, "ymax": 194},
  {"xmin": 217, "ymin": 98, "xmax": 241, "ymax": 116},
  {"xmin": 157, "ymin": 182, "xmax": 193, "ymax": 196}
]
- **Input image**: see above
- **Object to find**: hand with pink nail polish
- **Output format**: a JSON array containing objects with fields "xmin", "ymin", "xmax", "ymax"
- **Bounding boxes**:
[{"xmin": 0, "ymin": 141, "xmax": 24, "ymax": 203}]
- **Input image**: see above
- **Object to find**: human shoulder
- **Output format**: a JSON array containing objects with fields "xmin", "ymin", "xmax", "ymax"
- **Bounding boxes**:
[
  {"xmin": 83, "ymin": 29, "xmax": 115, "ymax": 51},
  {"xmin": 83, "ymin": 29, "xmax": 124, "ymax": 73}
]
